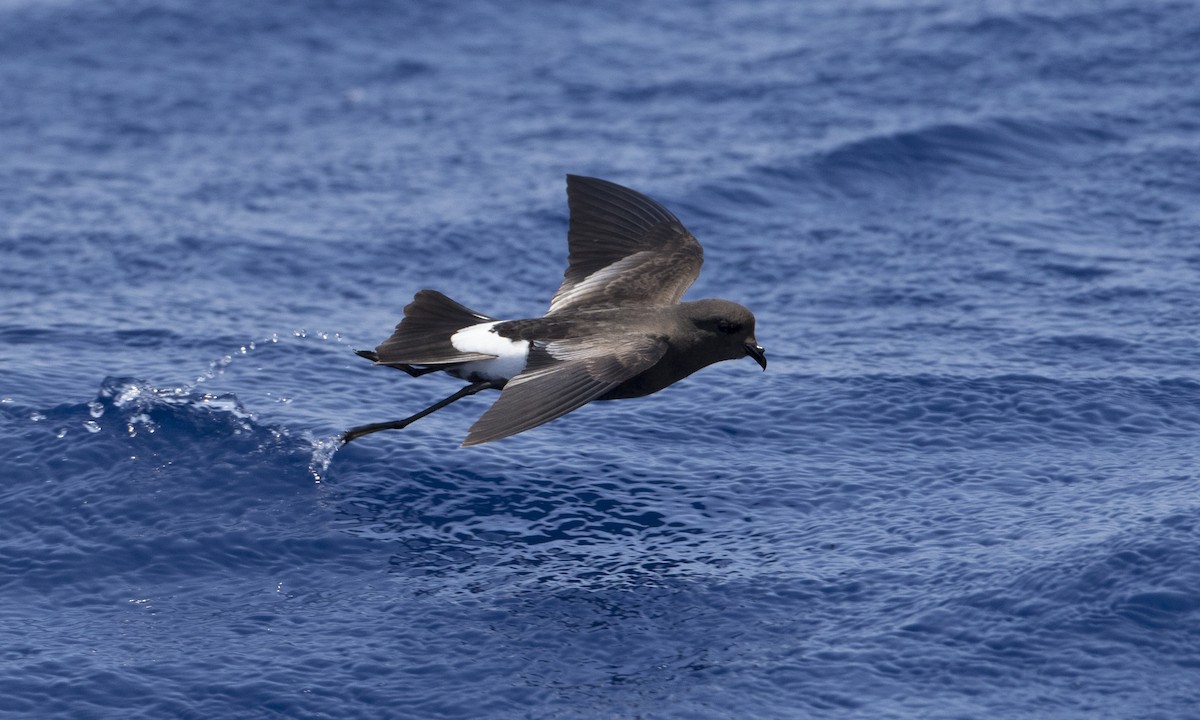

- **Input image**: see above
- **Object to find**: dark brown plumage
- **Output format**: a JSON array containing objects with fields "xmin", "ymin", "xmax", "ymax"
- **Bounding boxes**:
[{"xmin": 343, "ymin": 175, "xmax": 766, "ymax": 447}]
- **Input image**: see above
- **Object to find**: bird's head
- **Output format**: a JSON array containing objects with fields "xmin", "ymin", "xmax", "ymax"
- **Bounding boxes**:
[{"xmin": 683, "ymin": 299, "xmax": 767, "ymax": 370}]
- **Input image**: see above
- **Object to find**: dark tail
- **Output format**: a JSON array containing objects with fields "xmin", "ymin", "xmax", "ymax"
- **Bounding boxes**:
[{"xmin": 372, "ymin": 290, "xmax": 496, "ymax": 367}]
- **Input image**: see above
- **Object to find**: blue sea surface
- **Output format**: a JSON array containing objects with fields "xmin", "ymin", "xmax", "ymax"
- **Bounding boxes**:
[{"xmin": 3, "ymin": 1, "xmax": 1200, "ymax": 717}]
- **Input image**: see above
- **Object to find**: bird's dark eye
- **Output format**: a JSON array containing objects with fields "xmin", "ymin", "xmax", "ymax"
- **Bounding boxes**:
[{"xmin": 717, "ymin": 319, "xmax": 739, "ymax": 335}]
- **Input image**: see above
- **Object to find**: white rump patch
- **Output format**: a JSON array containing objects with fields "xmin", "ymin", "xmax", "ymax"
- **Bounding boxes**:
[{"xmin": 450, "ymin": 321, "xmax": 529, "ymax": 381}]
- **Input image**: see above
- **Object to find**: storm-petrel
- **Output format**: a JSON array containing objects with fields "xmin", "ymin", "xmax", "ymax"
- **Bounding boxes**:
[{"xmin": 342, "ymin": 175, "xmax": 766, "ymax": 446}]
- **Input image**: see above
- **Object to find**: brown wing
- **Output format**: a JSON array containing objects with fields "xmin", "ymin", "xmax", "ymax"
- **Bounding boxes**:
[
  {"xmin": 462, "ymin": 334, "xmax": 668, "ymax": 446},
  {"xmin": 546, "ymin": 176, "xmax": 704, "ymax": 315}
]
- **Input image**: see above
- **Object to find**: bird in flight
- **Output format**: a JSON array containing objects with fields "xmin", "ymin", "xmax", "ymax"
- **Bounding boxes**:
[{"xmin": 342, "ymin": 175, "xmax": 766, "ymax": 447}]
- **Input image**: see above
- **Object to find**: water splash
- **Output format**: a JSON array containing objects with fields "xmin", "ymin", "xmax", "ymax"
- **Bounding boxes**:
[
  {"xmin": 186, "ymin": 328, "xmax": 348, "ymax": 392},
  {"xmin": 17, "ymin": 328, "xmax": 357, "ymax": 477},
  {"xmin": 307, "ymin": 434, "xmax": 343, "ymax": 484},
  {"xmin": 49, "ymin": 377, "xmax": 265, "ymax": 444},
  {"xmin": 59, "ymin": 376, "xmax": 348, "ymax": 485}
]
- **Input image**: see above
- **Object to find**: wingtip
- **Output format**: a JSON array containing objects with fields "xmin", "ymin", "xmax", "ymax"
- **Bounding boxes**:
[
  {"xmin": 565, "ymin": 174, "xmax": 609, "ymax": 198},
  {"xmin": 461, "ymin": 420, "xmax": 505, "ymax": 446},
  {"xmin": 566, "ymin": 173, "xmax": 627, "ymax": 195}
]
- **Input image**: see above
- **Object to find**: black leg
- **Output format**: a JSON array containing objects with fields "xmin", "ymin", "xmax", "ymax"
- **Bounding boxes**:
[{"xmin": 341, "ymin": 380, "xmax": 501, "ymax": 444}]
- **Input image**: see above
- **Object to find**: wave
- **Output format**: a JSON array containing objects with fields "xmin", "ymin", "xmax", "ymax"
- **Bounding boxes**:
[
  {"xmin": 823, "ymin": 117, "xmax": 1114, "ymax": 185},
  {"xmin": 685, "ymin": 115, "xmax": 1123, "ymax": 220},
  {"xmin": 751, "ymin": 372, "xmax": 1200, "ymax": 456},
  {"xmin": 1, "ymin": 376, "xmax": 342, "ymax": 483}
]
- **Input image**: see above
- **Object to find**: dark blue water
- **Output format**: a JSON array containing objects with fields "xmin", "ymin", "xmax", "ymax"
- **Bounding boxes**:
[{"xmin": 3, "ymin": 1, "xmax": 1200, "ymax": 717}]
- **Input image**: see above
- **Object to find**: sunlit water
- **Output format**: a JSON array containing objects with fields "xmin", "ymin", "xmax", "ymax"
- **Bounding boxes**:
[{"xmin": 2, "ymin": 1, "xmax": 1199, "ymax": 718}]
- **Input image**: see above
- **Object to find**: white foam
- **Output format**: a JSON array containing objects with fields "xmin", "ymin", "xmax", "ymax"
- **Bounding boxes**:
[{"xmin": 450, "ymin": 321, "xmax": 529, "ymax": 381}]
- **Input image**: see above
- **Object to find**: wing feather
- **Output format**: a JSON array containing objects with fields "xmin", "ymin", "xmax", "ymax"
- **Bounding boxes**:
[
  {"xmin": 547, "ymin": 176, "xmax": 703, "ymax": 314},
  {"xmin": 462, "ymin": 335, "xmax": 668, "ymax": 446}
]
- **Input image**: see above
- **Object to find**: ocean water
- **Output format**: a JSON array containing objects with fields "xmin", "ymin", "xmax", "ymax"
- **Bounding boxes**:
[{"xmin": 2, "ymin": 0, "xmax": 1199, "ymax": 717}]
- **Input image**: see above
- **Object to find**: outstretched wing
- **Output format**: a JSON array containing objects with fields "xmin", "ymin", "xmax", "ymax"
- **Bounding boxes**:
[
  {"xmin": 547, "ymin": 175, "xmax": 704, "ymax": 315},
  {"xmin": 462, "ymin": 334, "xmax": 668, "ymax": 446}
]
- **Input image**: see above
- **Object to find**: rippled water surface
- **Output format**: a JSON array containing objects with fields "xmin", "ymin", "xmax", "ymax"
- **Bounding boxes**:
[{"xmin": 3, "ymin": 1, "xmax": 1200, "ymax": 718}]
